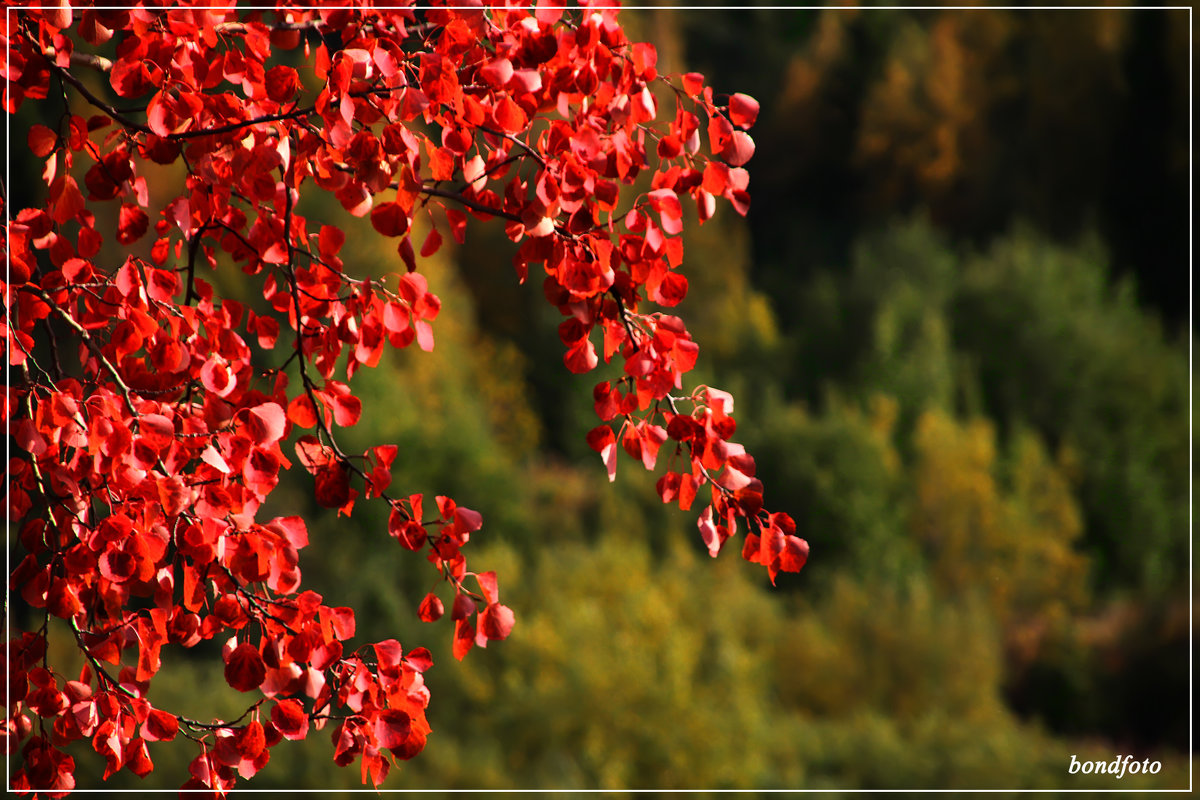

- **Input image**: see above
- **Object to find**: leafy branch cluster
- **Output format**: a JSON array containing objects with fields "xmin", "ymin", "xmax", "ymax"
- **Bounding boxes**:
[{"xmin": 2, "ymin": 3, "xmax": 802, "ymax": 796}]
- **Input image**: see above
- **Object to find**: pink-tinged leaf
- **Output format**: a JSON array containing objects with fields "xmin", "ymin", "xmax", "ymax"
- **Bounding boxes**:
[
  {"xmin": 721, "ymin": 131, "xmax": 755, "ymax": 167},
  {"xmin": 706, "ymin": 387, "xmax": 735, "ymax": 416},
  {"xmin": 267, "ymin": 516, "xmax": 309, "ymax": 549},
  {"xmin": 535, "ymin": 0, "xmax": 562, "ymax": 24},
  {"xmin": 697, "ymin": 505, "xmax": 721, "ymax": 557},
  {"xmin": 331, "ymin": 393, "xmax": 361, "ymax": 427},
  {"xmin": 200, "ymin": 357, "xmax": 236, "ymax": 397},
  {"xmin": 475, "ymin": 571, "xmax": 499, "ymax": 605},
  {"xmin": 142, "ymin": 708, "xmax": 179, "ymax": 742},
  {"xmin": 510, "ymin": 69, "xmax": 542, "ymax": 95},
  {"xmin": 454, "ymin": 506, "xmax": 483, "ymax": 533},
  {"xmin": 728, "ymin": 93, "xmax": 760, "ymax": 129},
  {"xmin": 601, "ymin": 442, "xmax": 618, "ymax": 483},
  {"xmin": 245, "ymin": 402, "xmax": 287, "ymax": 445},
  {"xmin": 384, "ymin": 301, "xmax": 411, "ymax": 334},
  {"xmin": 527, "ymin": 215, "xmax": 555, "ymax": 238},
  {"xmin": 647, "ymin": 188, "xmax": 683, "ymax": 234},
  {"xmin": 14, "ymin": 420, "xmax": 48, "ymax": 456},
  {"xmin": 415, "ymin": 319, "xmax": 435, "ymax": 352},
  {"xmin": 639, "ymin": 424, "xmax": 668, "ymax": 471},
  {"xmin": 480, "ymin": 58, "xmax": 513, "ymax": 87},
  {"xmin": 656, "ymin": 472, "xmax": 681, "ymax": 504}
]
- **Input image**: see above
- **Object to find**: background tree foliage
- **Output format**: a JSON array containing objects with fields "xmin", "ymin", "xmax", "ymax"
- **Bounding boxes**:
[{"xmin": 11, "ymin": 5, "xmax": 1190, "ymax": 792}]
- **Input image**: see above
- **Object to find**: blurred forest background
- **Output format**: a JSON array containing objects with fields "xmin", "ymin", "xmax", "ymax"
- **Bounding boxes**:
[{"xmin": 13, "ymin": 5, "xmax": 1192, "ymax": 793}]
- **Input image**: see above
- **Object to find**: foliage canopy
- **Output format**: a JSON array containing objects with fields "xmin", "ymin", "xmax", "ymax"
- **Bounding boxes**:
[{"xmin": 1, "ymin": 4, "xmax": 799, "ymax": 794}]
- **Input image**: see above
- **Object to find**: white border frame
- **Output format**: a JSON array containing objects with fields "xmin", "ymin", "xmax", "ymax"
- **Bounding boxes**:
[{"xmin": 2, "ymin": 3, "xmax": 1190, "ymax": 796}]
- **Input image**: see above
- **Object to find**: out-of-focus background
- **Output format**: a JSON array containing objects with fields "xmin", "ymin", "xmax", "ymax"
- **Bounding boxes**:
[{"xmin": 30, "ymin": 6, "xmax": 1190, "ymax": 793}]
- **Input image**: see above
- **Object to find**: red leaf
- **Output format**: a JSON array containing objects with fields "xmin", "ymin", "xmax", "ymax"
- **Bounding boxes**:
[
  {"xmin": 271, "ymin": 699, "xmax": 309, "ymax": 741},
  {"xmin": 370, "ymin": 201, "xmax": 409, "ymax": 237},
  {"xmin": 406, "ymin": 647, "xmax": 434, "ymax": 672},
  {"xmin": 224, "ymin": 643, "xmax": 266, "ymax": 692},
  {"xmin": 388, "ymin": 506, "xmax": 427, "ymax": 550},
  {"xmin": 319, "ymin": 225, "xmax": 345, "ymax": 259},
  {"xmin": 655, "ymin": 271, "xmax": 688, "ymax": 306},
  {"xmin": 314, "ymin": 464, "xmax": 351, "ymax": 509},
  {"xmin": 417, "ymin": 593, "xmax": 444, "ymax": 622},
  {"xmin": 446, "ymin": 208, "xmax": 467, "ymax": 244},
  {"xmin": 741, "ymin": 532, "xmax": 761, "ymax": 564},
  {"xmin": 237, "ymin": 720, "xmax": 266, "ymax": 760},
  {"xmin": 325, "ymin": 607, "xmax": 356, "ymax": 641},
  {"xmin": 295, "ymin": 436, "xmax": 334, "ymax": 471},
  {"xmin": 586, "ymin": 425, "xmax": 614, "ymax": 453},
  {"xmin": 138, "ymin": 414, "xmax": 174, "ymax": 452},
  {"xmin": 264, "ymin": 65, "xmax": 300, "ymax": 103},
  {"xmin": 374, "ymin": 708, "xmax": 411, "ymax": 752},
  {"xmin": 451, "ymin": 592, "xmax": 474, "ymax": 621},
  {"xmin": 419, "ymin": 225, "xmax": 443, "ymax": 258},
  {"xmin": 452, "ymin": 618, "xmax": 475, "ymax": 661},
  {"xmin": 125, "ymin": 737, "xmax": 154, "ymax": 777},
  {"xmin": 586, "ymin": 425, "xmax": 618, "ymax": 482},
  {"xmin": 142, "ymin": 708, "xmax": 178, "ymax": 742},
  {"xmin": 49, "ymin": 175, "xmax": 84, "ymax": 223},
  {"xmin": 28, "ymin": 124, "xmax": 57, "ymax": 157},
  {"xmin": 564, "ymin": 338, "xmax": 598, "ymax": 373},
  {"xmin": 682, "ymin": 72, "xmax": 705, "ymax": 97},
  {"xmin": 494, "ymin": 96, "xmax": 528, "ymax": 134},
  {"xmin": 428, "ymin": 146, "xmax": 456, "ymax": 181},
  {"xmin": 779, "ymin": 534, "xmax": 809, "ymax": 575},
  {"xmin": 117, "ymin": 204, "xmax": 149, "ymax": 245},
  {"xmin": 479, "ymin": 603, "xmax": 514, "ymax": 641},
  {"xmin": 287, "ymin": 395, "xmax": 318, "ymax": 428}
]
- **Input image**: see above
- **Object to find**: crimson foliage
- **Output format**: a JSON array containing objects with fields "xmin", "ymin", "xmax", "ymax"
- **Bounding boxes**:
[{"xmin": 2, "ymin": 3, "xmax": 806, "ymax": 794}]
